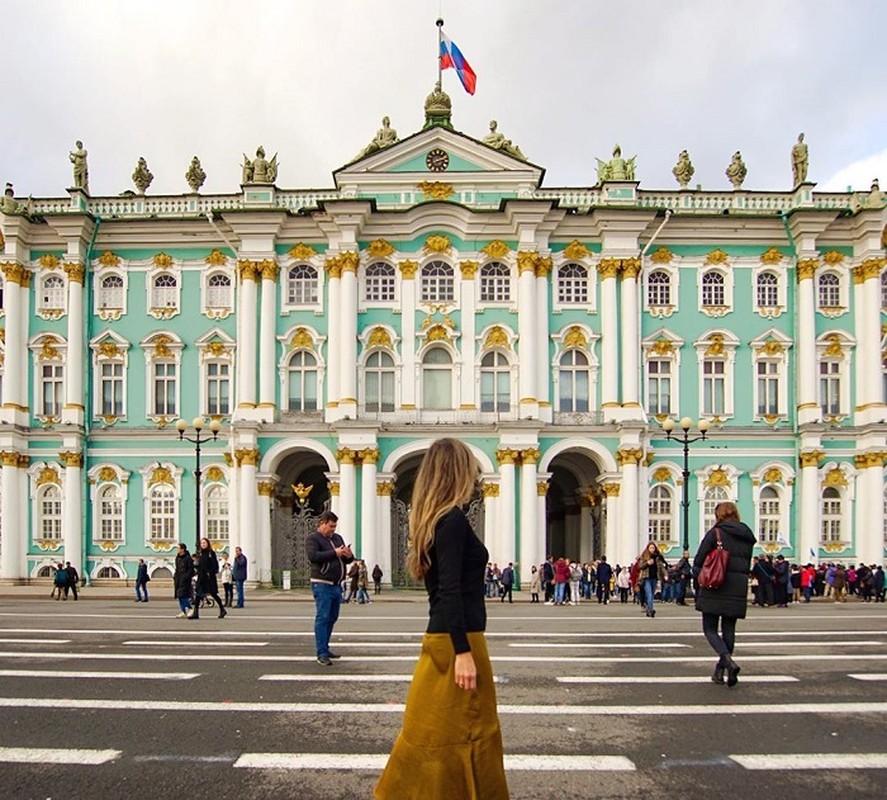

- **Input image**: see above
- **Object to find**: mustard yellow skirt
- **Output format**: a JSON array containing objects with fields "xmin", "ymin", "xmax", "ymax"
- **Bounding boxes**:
[{"xmin": 374, "ymin": 632, "xmax": 509, "ymax": 800}]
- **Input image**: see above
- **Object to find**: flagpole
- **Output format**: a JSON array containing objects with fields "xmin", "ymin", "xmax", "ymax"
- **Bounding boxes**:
[{"xmin": 436, "ymin": 17, "xmax": 444, "ymax": 87}]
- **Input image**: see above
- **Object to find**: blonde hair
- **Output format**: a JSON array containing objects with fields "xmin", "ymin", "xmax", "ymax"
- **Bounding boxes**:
[{"xmin": 407, "ymin": 438, "xmax": 479, "ymax": 580}]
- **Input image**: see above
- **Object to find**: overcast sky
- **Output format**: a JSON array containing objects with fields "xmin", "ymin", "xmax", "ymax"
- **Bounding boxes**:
[{"xmin": 2, "ymin": 0, "xmax": 885, "ymax": 199}]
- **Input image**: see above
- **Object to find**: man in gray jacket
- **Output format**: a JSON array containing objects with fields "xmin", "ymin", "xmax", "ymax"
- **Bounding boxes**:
[{"xmin": 306, "ymin": 511, "xmax": 353, "ymax": 665}]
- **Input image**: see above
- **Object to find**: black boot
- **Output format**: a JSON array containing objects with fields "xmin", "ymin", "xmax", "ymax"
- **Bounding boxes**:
[
  {"xmin": 218, "ymin": 607, "xmax": 227, "ymax": 619},
  {"xmin": 722, "ymin": 654, "xmax": 741, "ymax": 687},
  {"xmin": 711, "ymin": 660, "xmax": 725, "ymax": 684}
]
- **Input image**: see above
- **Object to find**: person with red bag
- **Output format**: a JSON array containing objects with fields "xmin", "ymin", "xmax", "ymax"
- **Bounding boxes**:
[{"xmin": 692, "ymin": 502, "xmax": 755, "ymax": 687}]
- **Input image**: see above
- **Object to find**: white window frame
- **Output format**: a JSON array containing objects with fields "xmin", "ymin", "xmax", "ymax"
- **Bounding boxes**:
[
  {"xmin": 697, "ymin": 465, "xmax": 740, "ymax": 539},
  {"xmin": 699, "ymin": 268, "xmax": 733, "ymax": 316},
  {"xmin": 285, "ymin": 350, "xmax": 320, "ymax": 412},
  {"xmin": 90, "ymin": 333, "xmax": 130, "ymax": 421},
  {"xmin": 420, "ymin": 345, "xmax": 456, "ymax": 410},
  {"xmin": 815, "ymin": 331, "xmax": 854, "ymax": 421},
  {"xmin": 647, "ymin": 483, "xmax": 676, "ymax": 544},
  {"xmin": 203, "ymin": 270, "xmax": 234, "ymax": 319},
  {"xmin": 362, "ymin": 349, "xmax": 397, "ymax": 413},
  {"xmin": 277, "ymin": 327, "xmax": 326, "ymax": 413},
  {"xmin": 204, "ymin": 483, "xmax": 229, "ymax": 544},
  {"xmin": 139, "ymin": 463, "xmax": 183, "ymax": 547},
  {"xmin": 479, "ymin": 261, "xmax": 512, "ymax": 304},
  {"xmin": 752, "ymin": 265, "xmax": 786, "ymax": 318},
  {"xmin": 29, "ymin": 335, "xmax": 68, "ymax": 421},
  {"xmin": 694, "ymin": 331, "xmax": 738, "ymax": 421},
  {"xmin": 556, "ymin": 262, "xmax": 590, "ymax": 307},
  {"xmin": 479, "ymin": 350, "xmax": 513, "ymax": 413},
  {"xmin": 815, "ymin": 268, "xmax": 848, "ymax": 317},
  {"xmin": 88, "ymin": 464, "xmax": 131, "ymax": 545},
  {"xmin": 285, "ymin": 263, "xmax": 319, "ymax": 306},
  {"xmin": 38, "ymin": 484, "xmax": 63, "ymax": 541},
  {"xmin": 141, "ymin": 333, "xmax": 184, "ymax": 422},
  {"xmin": 816, "ymin": 463, "xmax": 855, "ymax": 547},
  {"xmin": 148, "ymin": 271, "xmax": 181, "ymax": 318},
  {"xmin": 420, "ymin": 260, "xmax": 456, "ymax": 304},
  {"xmin": 37, "ymin": 272, "xmax": 67, "ymax": 318},
  {"xmin": 551, "ymin": 326, "xmax": 599, "ymax": 419},
  {"xmin": 750, "ymin": 332, "xmax": 791, "ymax": 422},
  {"xmin": 363, "ymin": 261, "xmax": 397, "ymax": 305},
  {"xmin": 95, "ymin": 271, "xmax": 127, "ymax": 321}
]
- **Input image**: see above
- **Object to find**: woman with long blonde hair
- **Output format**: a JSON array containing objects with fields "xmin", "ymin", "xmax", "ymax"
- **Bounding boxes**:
[{"xmin": 375, "ymin": 438, "xmax": 509, "ymax": 799}]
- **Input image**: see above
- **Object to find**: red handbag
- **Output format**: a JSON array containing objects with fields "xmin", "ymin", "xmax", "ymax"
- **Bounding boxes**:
[{"xmin": 698, "ymin": 527, "xmax": 729, "ymax": 589}]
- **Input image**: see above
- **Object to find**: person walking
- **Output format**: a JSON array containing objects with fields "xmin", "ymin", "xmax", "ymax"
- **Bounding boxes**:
[
  {"xmin": 674, "ymin": 550, "xmax": 692, "ymax": 605},
  {"xmin": 542, "ymin": 557, "xmax": 555, "ymax": 604},
  {"xmin": 356, "ymin": 560, "xmax": 372, "ymax": 604},
  {"xmin": 372, "ymin": 563, "xmax": 383, "ymax": 594},
  {"xmin": 616, "ymin": 565, "xmax": 631, "ymax": 603},
  {"xmin": 344, "ymin": 560, "xmax": 360, "ymax": 604},
  {"xmin": 832, "ymin": 563, "xmax": 847, "ymax": 603},
  {"xmin": 500, "ymin": 562, "xmax": 514, "ymax": 603},
  {"xmin": 220, "ymin": 555, "xmax": 234, "ymax": 607},
  {"xmin": 65, "ymin": 562, "xmax": 79, "ymax": 601},
  {"xmin": 375, "ymin": 437, "xmax": 509, "ymax": 800},
  {"xmin": 135, "ymin": 558, "xmax": 150, "ymax": 602},
  {"xmin": 232, "ymin": 546, "xmax": 248, "ymax": 608},
  {"xmin": 529, "ymin": 565, "xmax": 540, "ymax": 603},
  {"xmin": 191, "ymin": 537, "xmax": 226, "ymax": 620},
  {"xmin": 595, "ymin": 556, "xmax": 613, "ymax": 605},
  {"xmin": 306, "ymin": 510, "xmax": 353, "ymax": 666},
  {"xmin": 636, "ymin": 542, "xmax": 668, "ymax": 617},
  {"xmin": 173, "ymin": 543, "xmax": 195, "ymax": 618},
  {"xmin": 52, "ymin": 563, "xmax": 68, "ymax": 600},
  {"xmin": 693, "ymin": 501, "xmax": 756, "ymax": 687}
]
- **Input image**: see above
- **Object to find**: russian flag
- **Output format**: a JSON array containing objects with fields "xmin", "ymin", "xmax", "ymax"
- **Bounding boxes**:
[{"xmin": 440, "ymin": 31, "xmax": 477, "ymax": 95}]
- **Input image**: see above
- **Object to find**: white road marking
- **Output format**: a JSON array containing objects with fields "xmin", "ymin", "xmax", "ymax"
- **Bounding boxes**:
[
  {"xmin": 260, "ymin": 674, "xmax": 413, "ymax": 682},
  {"xmin": 557, "ymin": 675, "xmax": 799, "ymax": 684},
  {"xmin": 739, "ymin": 640, "xmax": 883, "ymax": 648},
  {"xmin": 233, "ymin": 753, "xmax": 635, "ymax": 771},
  {"xmin": 0, "ymin": 697, "xmax": 884, "ymax": 717},
  {"xmin": 0, "ymin": 638, "xmax": 71, "ymax": 644},
  {"xmin": 510, "ymin": 643, "xmax": 691, "ymax": 649},
  {"xmin": 0, "ymin": 669, "xmax": 198, "ymax": 680},
  {"xmin": 730, "ymin": 753, "xmax": 887, "ymax": 770},
  {"xmin": 123, "ymin": 640, "xmax": 267, "ymax": 647},
  {"xmin": 0, "ymin": 747, "xmax": 121, "ymax": 765},
  {"xmin": 848, "ymin": 673, "xmax": 887, "ymax": 681}
]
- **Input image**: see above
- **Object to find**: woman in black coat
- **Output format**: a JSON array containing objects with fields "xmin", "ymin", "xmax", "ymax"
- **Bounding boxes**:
[
  {"xmin": 693, "ymin": 501, "xmax": 756, "ymax": 687},
  {"xmin": 173, "ymin": 543, "xmax": 195, "ymax": 618},
  {"xmin": 193, "ymin": 537, "xmax": 226, "ymax": 619}
]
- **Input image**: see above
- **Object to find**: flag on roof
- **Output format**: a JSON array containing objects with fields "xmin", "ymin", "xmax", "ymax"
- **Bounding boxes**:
[{"xmin": 439, "ymin": 31, "xmax": 476, "ymax": 95}]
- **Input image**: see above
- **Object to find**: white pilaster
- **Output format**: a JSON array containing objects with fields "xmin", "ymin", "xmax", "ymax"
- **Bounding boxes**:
[
  {"xmin": 0, "ymin": 454, "xmax": 23, "ymax": 580},
  {"xmin": 598, "ymin": 259, "xmax": 620, "ymax": 414},
  {"xmin": 63, "ymin": 266, "xmax": 85, "ymax": 426},
  {"xmin": 533, "ymin": 477, "xmax": 549, "ymax": 584},
  {"xmin": 798, "ymin": 449, "xmax": 822, "ymax": 564},
  {"xmin": 796, "ymin": 258, "xmax": 819, "ymax": 425},
  {"xmin": 620, "ymin": 258, "xmax": 640, "ymax": 410},
  {"xmin": 603, "ymin": 484, "xmax": 623, "ymax": 567},
  {"xmin": 256, "ymin": 481, "xmax": 274, "ymax": 585},
  {"xmin": 336, "ymin": 450, "xmax": 358, "ymax": 546},
  {"xmin": 494, "ymin": 449, "xmax": 517, "ymax": 565},
  {"xmin": 258, "ymin": 261, "xmax": 278, "ymax": 421},
  {"xmin": 359, "ymin": 449, "xmax": 379, "ymax": 561},
  {"xmin": 400, "ymin": 262, "xmax": 418, "ymax": 409},
  {"xmin": 0, "ymin": 269, "xmax": 27, "ymax": 423},
  {"xmin": 325, "ymin": 258, "xmax": 341, "ymax": 418},
  {"xmin": 854, "ymin": 260, "xmax": 886, "ymax": 424},
  {"xmin": 535, "ymin": 261, "xmax": 552, "ymax": 421},
  {"xmin": 459, "ymin": 262, "xmax": 478, "ymax": 410},
  {"xmin": 519, "ymin": 450, "xmax": 539, "ymax": 578},
  {"xmin": 339, "ymin": 253, "xmax": 359, "ymax": 417},
  {"xmin": 61, "ymin": 451, "xmax": 83, "ymax": 575},
  {"xmin": 236, "ymin": 262, "xmax": 258, "ymax": 413},
  {"xmin": 517, "ymin": 252, "xmax": 538, "ymax": 418},
  {"xmin": 237, "ymin": 448, "xmax": 259, "ymax": 582},
  {"xmin": 377, "ymin": 478, "xmax": 394, "ymax": 588}
]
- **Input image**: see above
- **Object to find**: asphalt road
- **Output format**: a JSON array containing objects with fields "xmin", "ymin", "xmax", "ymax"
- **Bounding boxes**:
[{"xmin": 0, "ymin": 593, "xmax": 885, "ymax": 800}]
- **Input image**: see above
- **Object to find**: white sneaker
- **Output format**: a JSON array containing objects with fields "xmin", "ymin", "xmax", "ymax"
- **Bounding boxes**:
[{"xmin": 176, "ymin": 612, "xmax": 186, "ymax": 618}]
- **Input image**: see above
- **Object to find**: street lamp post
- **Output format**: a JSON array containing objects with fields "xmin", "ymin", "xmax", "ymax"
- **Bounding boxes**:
[
  {"xmin": 662, "ymin": 416, "xmax": 710, "ymax": 552},
  {"xmin": 176, "ymin": 417, "xmax": 222, "ymax": 552}
]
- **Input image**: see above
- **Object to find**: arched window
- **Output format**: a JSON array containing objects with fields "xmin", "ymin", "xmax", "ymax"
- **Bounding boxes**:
[
  {"xmin": 480, "ymin": 262, "xmax": 510, "ymax": 303},
  {"xmin": 97, "ymin": 565, "xmax": 122, "ymax": 579},
  {"xmin": 365, "ymin": 351, "xmax": 395, "ymax": 412},
  {"xmin": 98, "ymin": 484, "xmax": 124, "ymax": 541},
  {"xmin": 287, "ymin": 265, "xmax": 318, "ymax": 305},
  {"xmin": 206, "ymin": 273, "xmax": 232, "ymax": 308},
  {"xmin": 648, "ymin": 485, "xmax": 673, "ymax": 543},
  {"xmin": 701, "ymin": 271, "xmax": 725, "ymax": 307},
  {"xmin": 756, "ymin": 272, "xmax": 779, "ymax": 307},
  {"xmin": 38, "ymin": 485, "xmax": 62, "ymax": 540},
  {"xmin": 287, "ymin": 351, "xmax": 318, "ymax": 411},
  {"xmin": 37, "ymin": 565, "xmax": 54, "ymax": 578},
  {"xmin": 820, "ymin": 486, "xmax": 842, "ymax": 543},
  {"xmin": 151, "ymin": 274, "xmax": 178, "ymax": 309},
  {"xmin": 703, "ymin": 486, "xmax": 730, "ymax": 533},
  {"xmin": 365, "ymin": 262, "xmax": 395, "ymax": 302},
  {"xmin": 420, "ymin": 261, "xmax": 454, "ymax": 302},
  {"xmin": 818, "ymin": 273, "xmax": 840, "ymax": 308},
  {"xmin": 647, "ymin": 270, "xmax": 671, "ymax": 306},
  {"xmin": 40, "ymin": 275, "xmax": 65, "ymax": 311},
  {"xmin": 100, "ymin": 274, "xmax": 124, "ymax": 310},
  {"xmin": 422, "ymin": 348, "xmax": 452, "ymax": 410},
  {"xmin": 558, "ymin": 350, "xmax": 590, "ymax": 412},
  {"xmin": 149, "ymin": 484, "xmax": 177, "ymax": 542},
  {"xmin": 480, "ymin": 351, "xmax": 510, "ymax": 412},
  {"xmin": 558, "ymin": 263, "xmax": 588, "ymax": 304},
  {"xmin": 758, "ymin": 486, "xmax": 780, "ymax": 543},
  {"xmin": 205, "ymin": 485, "xmax": 229, "ymax": 543}
]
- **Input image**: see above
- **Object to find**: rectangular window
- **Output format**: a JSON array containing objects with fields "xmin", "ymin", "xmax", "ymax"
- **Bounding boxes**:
[
  {"xmin": 756, "ymin": 361, "xmax": 779, "ymax": 416},
  {"xmin": 702, "ymin": 360, "xmax": 725, "ymax": 415},
  {"xmin": 819, "ymin": 361, "xmax": 841, "ymax": 415},
  {"xmin": 100, "ymin": 362, "xmax": 124, "ymax": 417},
  {"xmin": 206, "ymin": 362, "xmax": 230, "ymax": 416},
  {"xmin": 365, "ymin": 371, "xmax": 395, "ymax": 413},
  {"xmin": 153, "ymin": 362, "xmax": 177, "ymax": 416},
  {"xmin": 40, "ymin": 363, "xmax": 64, "ymax": 417},
  {"xmin": 150, "ymin": 494, "xmax": 176, "ymax": 540},
  {"xmin": 647, "ymin": 359, "xmax": 671, "ymax": 415}
]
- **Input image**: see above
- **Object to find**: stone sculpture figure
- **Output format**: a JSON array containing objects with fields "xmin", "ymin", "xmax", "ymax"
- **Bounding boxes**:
[
  {"xmin": 2, "ymin": 182, "xmax": 22, "ymax": 215},
  {"xmin": 69, "ymin": 140, "xmax": 89, "ymax": 193},
  {"xmin": 132, "ymin": 157, "xmax": 154, "ymax": 194},
  {"xmin": 725, "ymin": 151, "xmax": 747, "ymax": 189},
  {"xmin": 354, "ymin": 116, "xmax": 399, "ymax": 161},
  {"xmin": 423, "ymin": 82, "xmax": 453, "ymax": 129},
  {"xmin": 596, "ymin": 144, "xmax": 637, "ymax": 182},
  {"xmin": 791, "ymin": 133, "xmax": 809, "ymax": 185},
  {"xmin": 185, "ymin": 156, "xmax": 206, "ymax": 192},
  {"xmin": 242, "ymin": 146, "xmax": 278, "ymax": 184},
  {"xmin": 672, "ymin": 149, "xmax": 695, "ymax": 189},
  {"xmin": 482, "ymin": 120, "xmax": 526, "ymax": 160}
]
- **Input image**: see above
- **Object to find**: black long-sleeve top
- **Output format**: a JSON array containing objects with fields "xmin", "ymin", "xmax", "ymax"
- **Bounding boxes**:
[{"xmin": 424, "ymin": 507, "xmax": 488, "ymax": 654}]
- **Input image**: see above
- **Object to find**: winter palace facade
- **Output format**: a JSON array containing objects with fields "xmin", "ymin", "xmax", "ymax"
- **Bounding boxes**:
[{"xmin": 1, "ymin": 95, "xmax": 886, "ymax": 586}]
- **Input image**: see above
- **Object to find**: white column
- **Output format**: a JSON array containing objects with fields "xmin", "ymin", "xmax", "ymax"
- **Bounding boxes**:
[
  {"xmin": 517, "ymin": 252, "xmax": 539, "ymax": 418},
  {"xmin": 377, "ymin": 479, "xmax": 394, "ymax": 588},
  {"xmin": 854, "ymin": 260, "xmax": 886, "ymax": 421},
  {"xmin": 329, "ymin": 480, "xmax": 341, "ymax": 517},
  {"xmin": 325, "ymin": 258, "xmax": 341, "ymax": 414},
  {"xmin": 519, "ymin": 450, "xmax": 539, "ymax": 585},
  {"xmin": 258, "ymin": 261, "xmax": 279, "ymax": 416},
  {"xmin": 63, "ymin": 264, "xmax": 85, "ymax": 425},
  {"xmin": 598, "ymin": 259, "xmax": 621, "ymax": 412},
  {"xmin": 236, "ymin": 262, "xmax": 258, "ymax": 412},
  {"xmin": 494, "ymin": 449, "xmax": 517, "ymax": 566},
  {"xmin": 602, "ymin": 483, "xmax": 623, "ymax": 567},
  {"xmin": 798, "ymin": 451, "xmax": 822, "ymax": 564},
  {"xmin": 856, "ymin": 454, "xmax": 886, "ymax": 564},
  {"xmin": 534, "ymin": 477, "xmax": 549, "ymax": 583},
  {"xmin": 620, "ymin": 258, "xmax": 640, "ymax": 408},
  {"xmin": 237, "ymin": 448, "xmax": 259, "ymax": 584},
  {"xmin": 459, "ymin": 261, "xmax": 478, "ymax": 410},
  {"xmin": 0, "ymin": 453, "xmax": 23, "ymax": 579},
  {"xmin": 60, "ymin": 451, "xmax": 83, "ymax": 576},
  {"xmin": 1, "ymin": 267, "xmax": 26, "ymax": 419},
  {"xmin": 535, "ymin": 260, "xmax": 552, "ymax": 419},
  {"xmin": 483, "ymin": 483, "xmax": 499, "ymax": 557},
  {"xmin": 336, "ymin": 449, "xmax": 358, "ymax": 546},
  {"xmin": 578, "ymin": 491, "xmax": 594, "ymax": 562},
  {"xmin": 399, "ymin": 262, "xmax": 418, "ymax": 409},
  {"xmin": 359, "ymin": 448, "xmax": 379, "ymax": 561},
  {"xmin": 339, "ymin": 253, "xmax": 359, "ymax": 416},
  {"xmin": 256, "ymin": 480, "xmax": 274, "ymax": 585},
  {"xmin": 796, "ymin": 259, "xmax": 819, "ymax": 425}
]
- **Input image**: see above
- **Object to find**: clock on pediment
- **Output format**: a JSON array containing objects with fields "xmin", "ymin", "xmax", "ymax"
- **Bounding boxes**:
[{"xmin": 426, "ymin": 148, "xmax": 450, "ymax": 172}]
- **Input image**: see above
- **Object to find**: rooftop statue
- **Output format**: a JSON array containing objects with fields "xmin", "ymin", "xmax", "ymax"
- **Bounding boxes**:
[
  {"xmin": 423, "ymin": 82, "xmax": 453, "ymax": 129},
  {"xmin": 725, "ymin": 150, "xmax": 748, "ymax": 189},
  {"xmin": 596, "ymin": 144, "xmax": 636, "ymax": 182},
  {"xmin": 132, "ymin": 157, "xmax": 154, "ymax": 194},
  {"xmin": 69, "ymin": 140, "xmax": 89, "ymax": 194},
  {"xmin": 242, "ymin": 146, "xmax": 278, "ymax": 184},
  {"xmin": 482, "ymin": 119, "xmax": 527, "ymax": 161},
  {"xmin": 791, "ymin": 132, "xmax": 809, "ymax": 186},
  {"xmin": 354, "ymin": 116, "xmax": 399, "ymax": 161},
  {"xmin": 185, "ymin": 156, "xmax": 206, "ymax": 192},
  {"xmin": 2, "ymin": 182, "xmax": 22, "ymax": 215},
  {"xmin": 672, "ymin": 149, "xmax": 695, "ymax": 189}
]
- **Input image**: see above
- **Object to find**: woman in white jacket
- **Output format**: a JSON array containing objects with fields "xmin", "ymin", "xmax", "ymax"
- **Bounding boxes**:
[{"xmin": 616, "ymin": 566, "xmax": 631, "ymax": 604}]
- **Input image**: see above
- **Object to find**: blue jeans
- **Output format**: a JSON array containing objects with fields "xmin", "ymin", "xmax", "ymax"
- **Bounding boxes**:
[
  {"xmin": 135, "ymin": 582, "xmax": 149, "ymax": 601},
  {"xmin": 555, "ymin": 582, "xmax": 567, "ymax": 604},
  {"xmin": 177, "ymin": 597, "xmax": 192, "ymax": 614},
  {"xmin": 642, "ymin": 578, "xmax": 656, "ymax": 614},
  {"xmin": 235, "ymin": 580, "xmax": 245, "ymax": 607},
  {"xmin": 311, "ymin": 582, "xmax": 342, "ymax": 657}
]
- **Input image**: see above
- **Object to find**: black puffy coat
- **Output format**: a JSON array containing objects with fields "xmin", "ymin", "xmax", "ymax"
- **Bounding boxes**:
[
  {"xmin": 174, "ymin": 551, "xmax": 194, "ymax": 599},
  {"xmin": 196, "ymin": 547, "xmax": 220, "ymax": 595},
  {"xmin": 693, "ymin": 520, "xmax": 756, "ymax": 619}
]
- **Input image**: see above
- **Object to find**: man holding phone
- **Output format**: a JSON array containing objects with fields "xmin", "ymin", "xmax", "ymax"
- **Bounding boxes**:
[{"xmin": 306, "ymin": 510, "xmax": 354, "ymax": 666}]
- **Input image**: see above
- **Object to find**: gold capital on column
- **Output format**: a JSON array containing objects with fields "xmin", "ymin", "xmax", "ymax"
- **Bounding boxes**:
[
  {"xmin": 796, "ymin": 258, "xmax": 818, "ymax": 281},
  {"xmin": 257, "ymin": 480, "xmax": 276, "ymax": 497},
  {"xmin": 399, "ymin": 260, "xmax": 418, "ymax": 279},
  {"xmin": 601, "ymin": 482, "xmax": 620, "ymax": 497},
  {"xmin": 358, "ymin": 447, "xmax": 381, "ymax": 465},
  {"xmin": 535, "ymin": 256, "xmax": 552, "ymax": 278},
  {"xmin": 329, "ymin": 481, "xmax": 341, "ymax": 496},
  {"xmin": 536, "ymin": 480, "xmax": 549, "ymax": 496},
  {"xmin": 854, "ymin": 451, "xmax": 887, "ymax": 469},
  {"xmin": 237, "ymin": 260, "xmax": 258, "ymax": 282},
  {"xmin": 324, "ymin": 256, "xmax": 342, "ymax": 279},
  {"xmin": 58, "ymin": 450, "xmax": 83, "ymax": 468},
  {"xmin": 799, "ymin": 449, "xmax": 825, "ymax": 468},
  {"xmin": 338, "ymin": 251, "xmax": 359, "ymax": 274},
  {"xmin": 495, "ymin": 448, "xmax": 520, "ymax": 466},
  {"xmin": 459, "ymin": 260, "xmax": 478, "ymax": 279},
  {"xmin": 63, "ymin": 262, "xmax": 85, "ymax": 284},
  {"xmin": 336, "ymin": 447, "xmax": 357, "ymax": 465},
  {"xmin": 597, "ymin": 258, "xmax": 621, "ymax": 279},
  {"xmin": 0, "ymin": 450, "xmax": 20, "ymax": 468},
  {"xmin": 621, "ymin": 257, "xmax": 641, "ymax": 279},
  {"xmin": 517, "ymin": 251, "xmax": 538, "ymax": 274},
  {"xmin": 259, "ymin": 260, "xmax": 279, "ymax": 281},
  {"xmin": 0, "ymin": 261, "xmax": 26, "ymax": 285},
  {"xmin": 520, "ymin": 447, "xmax": 540, "ymax": 464},
  {"xmin": 377, "ymin": 480, "xmax": 395, "ymax": 497},
  {"xmin": 482, "ymin": 482, "xmax": 500, "ymax": 498},
  {"xmin": 616, "ymin": 447, "xmax": 644, "ymax": 466},
  {"xmin": 861, "ymin": 257, "xmax": 886, "ymax": 282},
  {"xmin": 235, "ymin": 447, "xmax": 261, "ymax": 467}
]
